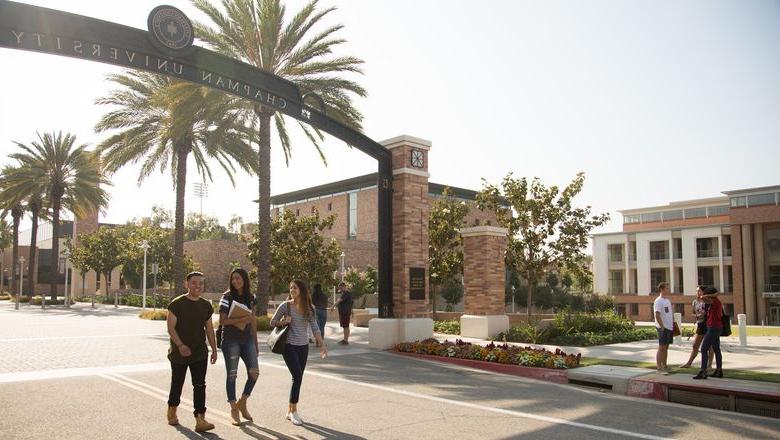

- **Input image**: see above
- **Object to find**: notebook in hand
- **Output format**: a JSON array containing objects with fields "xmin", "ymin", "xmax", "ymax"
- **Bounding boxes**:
[{"xmin": 228, "ymin": 301, "xmax": 252, "ymax": 330}]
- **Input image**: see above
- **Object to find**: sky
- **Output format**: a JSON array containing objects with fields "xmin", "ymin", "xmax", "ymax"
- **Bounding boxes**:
[{"xmin": 1, "ymin": 0, "xmax": 779, "ymax": 235}]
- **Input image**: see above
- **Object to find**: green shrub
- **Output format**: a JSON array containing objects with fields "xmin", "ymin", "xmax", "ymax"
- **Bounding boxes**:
[
  {"xmin": 554, "ymin": 309, "xmax": 634, "ymax": 334},
  {"xmin": 139, "ymin": 310, "xmax": 168, "ymax": 320},
  {"xmin": 30, "ymin": 296, "xmax": 67, "ymax": 306},
  {"xmin": 497, "ymin": 322, "xmax": 550, "ymax": 344},
  {"xmin": 434, "ymin": 320, "xmax": 461, "ymax": 334},
  {"xmin": 9, "ymin": 295, "xmax": 31, "ymax": 303},
  {"xmin": 256, "ymin": 315, "xmax": 271, "ymax": 331}
]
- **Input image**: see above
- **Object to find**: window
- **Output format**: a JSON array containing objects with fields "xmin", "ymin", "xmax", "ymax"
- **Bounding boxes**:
[
  {"xmin": 650, "ymin": 241, "xmax": 668, "ymax": 260},
  {"xmin": 676, "ymin": 268, "xmax": 684, "ymax": 294},
  {"xmin": 630, "ymin": 303, "xmax": 639, "ymax": 315},
  {"xmin": 347, "ymin": 192, "xmax": 358, "ymax": 240},
  {"xmin": 609, "ymin": 270, "xmax": 624, "ymax": 294},
  {"xmin": 674, "ymin": 304, "xmax": 685, "ymax": 316},
  {"xmin": 617, "ymin": 304, "xmax": 627, "ymax": 316},
  {"xmin": 662, "ymin": 210, "xmax": 683, "ymax": 221},
  {"xmin": 722, "ymin": 235, "xmax": 731, "ymax": 257},
  {"xmin": 608, "ymin": 244, "xmax": 623, "ymax": 263},
  {"xmin": 674, "ymin": 239, "xmax": 683, "ymax": 259},
  {"xmin": 697, "ymin": 266, "xmax": 715, "ymax": 287},
  {"xmin": 696, "ymin": 238, "xmax": 718, "ymax": 258},
  {"xmin": 641, "ymin": 212, "xmax": 662, "ymax": 223},
  {"xmin": 628, "ymin": 242, "xmax": 637, "ymax": 261},
  {"xmin": 650, "ymin": 268, "xmax": 667, "ymax": 293},
  {"xmin": 768, "ymin": 265, "xmax": 780, "ymax": 289},
  {"xmin": 707, "ymin": 205, "xmax": 729, "ymax": 217},
  {"xmin": 748, "ymin": 193, "xmax": 775, "ymax": 206},
  {"xmin": 725, "ymin": 265, "xmax": 733, "ymax": 293},
  {"xmin": 684, "ymin": 207, "xmax": 706, "ymax": 219},
  {"xmin": 730, "ymin": 196, "xmax": 746, "ymax": 208},
  {"xmin": 624, "ymin": 214, "xmax": 641, "ymax": 224}
]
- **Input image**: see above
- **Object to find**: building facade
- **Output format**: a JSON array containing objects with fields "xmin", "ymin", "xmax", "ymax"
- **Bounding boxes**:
[{"xmin": 593, "ymin": 185, "xmax": 780, "ymax": 325}]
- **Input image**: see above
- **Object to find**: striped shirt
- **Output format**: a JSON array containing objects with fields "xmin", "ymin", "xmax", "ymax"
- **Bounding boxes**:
[{"xmin": 270, "ymin": 301, "xmax": 320, "ymax": 346}]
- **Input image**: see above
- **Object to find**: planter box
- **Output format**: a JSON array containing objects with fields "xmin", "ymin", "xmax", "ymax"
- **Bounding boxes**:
[{"xmin": 393, "ymin": 351, "xmax": 569, "ymax": 384}]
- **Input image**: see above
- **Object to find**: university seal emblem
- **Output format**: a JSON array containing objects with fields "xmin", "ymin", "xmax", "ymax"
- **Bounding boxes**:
[{"xmin": 147, "ymin": 5, "xmax": 193, "ymax": 52}]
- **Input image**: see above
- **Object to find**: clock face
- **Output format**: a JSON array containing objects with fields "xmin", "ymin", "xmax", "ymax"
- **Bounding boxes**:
[{"xmin": 411, "ymin": 149, "xmax": 424, "ymax": 168}]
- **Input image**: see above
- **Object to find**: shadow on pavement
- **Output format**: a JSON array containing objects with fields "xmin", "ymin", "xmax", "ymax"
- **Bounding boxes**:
[
  {"xmin": 299, "ymin": 422, "xmax": 368, "ymax": 439},
  {"xmin": 174, "ymin": 424, "xmax": 225, "ymax": 439}
]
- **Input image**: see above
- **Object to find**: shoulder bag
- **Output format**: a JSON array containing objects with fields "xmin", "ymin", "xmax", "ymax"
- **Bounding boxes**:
[
  {"xmin": 267, "ymin": 302, "xmax": 290, "ymax": 354},
  {"xmin": 721, "ymin": 313, "xmax": 732, "ymax": 337}
]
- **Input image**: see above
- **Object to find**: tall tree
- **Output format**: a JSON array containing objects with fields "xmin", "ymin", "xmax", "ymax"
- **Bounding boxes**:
[
  {"xmin": 95, "ymin": 72, "xmax": 257, "ymax": 298},
  {"xmin": 477, "ymin": 172, "xmax": 609, "ymax": 317},
  {"xmin": 0, "ymin": 216, "xmax": 12, "ymax": 293},
  {"xmin": 193, "ymin": 0, "xmax": 367, "ymax": 314},
  {"xmin": 428, "ymin": 187, "xmax": 469, "ymax": 318},
  {"xmin": 76, "ymin": 226, "xmax": 124, "ymax": 303},
  {"xmin": 7, "ymin": 132, "xmax": 111, "ymax": 300},
  {"xmin": 0, "ymin": 189, "xmax": 24, "ymax": 296},
  {"xmin": 121, "ymin": 222, "xmax": 197, "ymax": 290}
]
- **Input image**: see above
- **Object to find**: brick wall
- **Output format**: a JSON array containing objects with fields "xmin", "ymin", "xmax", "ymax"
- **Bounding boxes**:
[
  {"xmin": 462, "ymin": 228, "xmax": 507, "ymax": 316},
  {"xmin": 184, "ymin": 239, "xmax": 252, "ymax": 294}
]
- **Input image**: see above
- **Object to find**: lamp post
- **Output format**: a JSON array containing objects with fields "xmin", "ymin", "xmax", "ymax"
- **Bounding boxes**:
[
  {"xmin": 63, "ymin": 249, "xmax": 71, "ymax": 308},
  {"xmin": 140, "ymin": 240, "xmax": 150, "ymax": 309},
  {"xmin": 16, "ymin": 256, "xmax": 25, "ymax": 310},
  {"xmin": 340, "ymin": 252, "xmax": 346, "ymax": 281},
  {"xmin": 152, "ymin": 262, "xmax": 159, "ymax": 310}
]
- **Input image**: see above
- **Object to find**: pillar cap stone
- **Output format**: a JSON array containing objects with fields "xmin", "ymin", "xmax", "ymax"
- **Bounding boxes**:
[
  {"xmin": 380, "ymin": 135, "xmax": 432, "ymax": 151},
  {"xmin": 460, "ymin": 226, "xmax": 509, "ymax": 237}
]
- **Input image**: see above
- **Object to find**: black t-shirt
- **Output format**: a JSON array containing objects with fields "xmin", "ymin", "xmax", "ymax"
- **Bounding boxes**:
[
  {"xmin": 312, "ymin": 289, "xmax": 328, "ymax": 309},
  {"xmin": 219, "ymin": 292, "xmax": 256, "ymax": 342},
  {"xmin": 337, "ymin": 291, "xmax": 353, "ymax": 314},
  {"xmin": 167, "ymin": 294, "xmax": 213, "ymax": 364}
]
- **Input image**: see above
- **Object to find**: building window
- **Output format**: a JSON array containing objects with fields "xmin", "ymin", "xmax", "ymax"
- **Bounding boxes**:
[
  {"xmin": 684, "ymin": 207, "xmax": 706, "ymax": 219},
  {"xmin": 608, "ymin": 270, "xmax": 624, "ymax": 294},
  {"xmin": 676, "ymin": 267, "xmax": 684, "ymax": 294},
  {"xmin": 347, "ymin": 192, "xmax": 358, "ymax": 240},
  {"xmin": 631, "ymin": 269, "xmax": 638, "ymax": 293},
  {"xmin": 707, "ymin": 205, "xmax": 729, "ymax": 217},
  {"xmin": 697, "ymin": 266, "xmax": 715, "ymax": 288},
  {"xmin": 748, "ymin": 193, "xmax": 775, "ymax": 206},
  {"xmin": 767, "ymin": 266, "xmax": 780, "ymax": 292},
  {"xmin": 696, "ymin": 238, "xmax": 718, "ymax": 258},
  {"xmin": 725, "ymin": 265, "xmax": 733, "ymax": 293},
  {"xmin": 650, "ymin": 268, "xmax": 667, "ymax": 293},
  {"xmin": 624, "ymin": 214, "xmax": 641, "ymax": 224},
  {"xmin": 617, "ymin": 304, "xmax": 627, "ymax": 316},
  {"xmin": 630, "ymin": 303, "xmax": 639, "ymax": 315},
  {"xmin": 674, "ymin": 239, "xmax": 683, "ymax": 259},
  {"xmin": 628, "ymin": 242, "xmax": 637, "ymax": 261},
  {"xmin": 662, "ymin": 210, "xmax": 683, "ymax": 221},
  {"xmin": 650, "ymin": 241, "xmax": 668, "ymax": 260},
  {"xmin": 674, "ymin": 304, "xmax": 685, "ymax": 316},
  {"xmin": 608, "ymin": 244, "xmax": 623, "ymax": 263},
  {"xmin": 641, "ymin": 212, "xmax": 662, "ymax": 223},
  {"xmin": 723, "ymin": 235, "xmax": 732, "ymax": 257},
  {"xmin": 730, "ymin": 196, "xmax": 746, "ymax": 208}
]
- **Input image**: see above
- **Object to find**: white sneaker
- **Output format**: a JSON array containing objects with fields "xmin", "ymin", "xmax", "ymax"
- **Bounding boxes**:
[{"xmin": 286, "ymin": 411, "xmax": 303, "ymax": 426}]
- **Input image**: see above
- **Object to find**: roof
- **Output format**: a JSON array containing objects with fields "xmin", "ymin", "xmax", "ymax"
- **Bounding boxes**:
[{"xmin": 722, "ymin": 185, "xmax": 780, "ymax": 196}]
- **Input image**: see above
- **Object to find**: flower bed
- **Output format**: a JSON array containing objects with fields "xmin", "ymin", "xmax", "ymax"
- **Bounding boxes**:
[{"xmin": 395, "ymin": 338, "xmax": 580, "ymax": 370}]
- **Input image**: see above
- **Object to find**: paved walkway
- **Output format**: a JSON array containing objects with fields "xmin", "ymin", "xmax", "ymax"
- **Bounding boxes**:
[{"xmin": 1, "ymin": 301, "xmax": 779, "ymax": 439}]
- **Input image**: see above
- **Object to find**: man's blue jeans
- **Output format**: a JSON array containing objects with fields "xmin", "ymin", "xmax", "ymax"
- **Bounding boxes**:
[{"xmin": 221, "ymin": 337, "xmax": 258, "ymax": 402}]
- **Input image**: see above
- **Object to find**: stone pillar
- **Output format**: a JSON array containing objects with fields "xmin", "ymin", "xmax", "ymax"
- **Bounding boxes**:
[
  {"xmin": 71, "ymin": 209, "xmax": 99, "ymax": 298},
  {"xmin": 369, "ymin": 135, "xmax": 433, "ymax": 349},
  {"xmin": 742, "ymin": 224, "xmax": 756, "ymax": 324},
  {"xmin": 460, "ymin": 226, "xmax": 509, "ymax": 339}
]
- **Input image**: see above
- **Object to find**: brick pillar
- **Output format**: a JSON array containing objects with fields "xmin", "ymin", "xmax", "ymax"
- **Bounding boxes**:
[
  {"xmin": 460, "ymin": 226, "xmax": 509, "ymax": 338},
  {"xmin": 71, "ymin": 209, "xmax": 99, "ymax": 297},
  {"xmin": 381, "ymin": 135, "xmax": 431, "ymax": 318}
]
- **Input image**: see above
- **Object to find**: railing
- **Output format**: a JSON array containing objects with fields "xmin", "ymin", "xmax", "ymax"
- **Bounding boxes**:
[
  {"xmin": 764, "ymin": 284, "xmax": 780, "ymax": 293},
  {"xmin": 650, "ymin": 251, "xmax": 668, "ymax": 260},
  {"xmin": 697, "ymin": 249, "xmax": 719, "ymax": 258}
]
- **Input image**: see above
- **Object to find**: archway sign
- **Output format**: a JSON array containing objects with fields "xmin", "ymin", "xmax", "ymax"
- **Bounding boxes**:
[{"xmin": 0, "ymin": 0, "xmax": 395, "ymax": 318}]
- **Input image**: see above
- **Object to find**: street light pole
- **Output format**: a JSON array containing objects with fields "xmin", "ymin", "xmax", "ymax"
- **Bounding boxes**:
[
  {"xmin": 140, "ymin": 240, "xmax": 150, "ymax": 309},
  {"xmin": 16, "ymin": 256, "xmax": 25, "ymax": 310},
  {"xmin": 63, "ymin": 249, "xmax": 71, "ymax": 308}
]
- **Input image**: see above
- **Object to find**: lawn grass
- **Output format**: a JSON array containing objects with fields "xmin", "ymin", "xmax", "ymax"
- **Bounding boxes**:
[{"xmin": 580, "ymin": 357, "xmax": 780, "ymax": 383}]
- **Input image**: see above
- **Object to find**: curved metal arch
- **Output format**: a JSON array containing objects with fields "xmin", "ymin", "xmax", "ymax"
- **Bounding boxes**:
[{"xmin": 0, "ymin": 0, "xmax": 394, "ymax": 318}]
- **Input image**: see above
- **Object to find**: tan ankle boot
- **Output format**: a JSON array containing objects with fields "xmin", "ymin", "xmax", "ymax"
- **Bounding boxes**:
[
  {"xmin": 229, "ymin": 401, "xmax": 241, "ymax": 425},
  {"xmin": 237, "ymin": 395, "xmax": 253, "ymax": 421},
  {"xmin": 194, "ymin": 413, "xmax": 215, "ymax": 432},
  {"xmin": 166, "ymin": 406, "xmax": 178, "ymax": 426}
]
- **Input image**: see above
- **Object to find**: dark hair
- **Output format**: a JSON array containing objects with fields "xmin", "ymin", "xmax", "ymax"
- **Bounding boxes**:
[
  {"xmin": 338, "ymin": 282, "xmax": 346, "ymax": 288},
  {"xmin": 292, "ymin": 279, "xmax": 313, "ymax": 321},
  {"xmin": 699, "ymin": 285, "xmax": 718, "ymax": 295},
  {"xmin": 657, "ymin": 282, "xmax": 669, "ymax": 292},
  {"xmin": 186, "ymin": 271, "xmax": 205, "ymax": 281},
  {"xmin": 313, "ymin": 283, "xmax": 323, "ymax": 296},
  {"xmin": 228, "ymin": 268, "xmax": 252, "ymax": 306}
]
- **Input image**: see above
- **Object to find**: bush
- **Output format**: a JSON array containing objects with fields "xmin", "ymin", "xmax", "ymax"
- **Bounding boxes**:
[
  {"xmin": 498, "ymin": 322, "xmax": 549, "ymax": 344},
  {"xmin": 256, "ymin": 315, "xmax": 271, "ymax": 331},
  {"xmin": 139, "ymin": 310, "xmax": 168, "ymax": 320},
  {"xmin": 0, "ymin": 294, "xmax": 10, "ymax": 301},
  {"xmin": 30, "ymin": 296, "xmax": 67, "ymax": 306},
  {"xmin": 395, "ymin": 338, "xmax": 580, "ymax": 369},
  {"xmin": 434, "ymin": 320, "xmax": 460, "ymax": 334},
  {"xmin": 554, "ymin": 309, "xmax": 634, "ymax": 334},
  {"xmin": 9, "ymin": 295, "xmax": 31, "ymax": 303}
]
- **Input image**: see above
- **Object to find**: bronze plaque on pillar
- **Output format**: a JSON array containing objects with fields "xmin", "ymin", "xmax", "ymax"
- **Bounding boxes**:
[{"xmin": 409, "ymin": 267, "xmax": 426, "ymax": 300}]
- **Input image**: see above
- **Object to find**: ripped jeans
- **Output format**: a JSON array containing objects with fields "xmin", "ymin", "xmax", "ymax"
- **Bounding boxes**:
[{"xmin": 222, "ymin": 337, "xmax": 259, "ymax": 402}]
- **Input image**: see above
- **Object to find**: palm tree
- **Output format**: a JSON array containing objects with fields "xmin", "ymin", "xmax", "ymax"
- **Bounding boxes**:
[
  {"xmin": 0, "ymin": 165, "xmax": 46, "ymax": 297},
  {"xmin": 0, "ymin": 215, "xmax": 11, "ymax": 294},
  {"xmin": 192, "ymin": 0, "xmax": 367, "ymax": 312},
  {"xmin": 0, "ymin": 169, "xmax": 25, "ymax": 296},
  {"xmin": 95, "ymin": 71, "xmax": 257, "ymax": 296},
  {"xmin": 8, "ymin": 132, "xmax": 111, "ymax": 300}
]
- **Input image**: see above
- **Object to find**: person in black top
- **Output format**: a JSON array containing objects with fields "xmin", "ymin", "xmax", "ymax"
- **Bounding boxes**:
[
  {"xmin": 311, "ymin": 284, "xmax": 328, "ymax": 347},
  {"xmin": 166, "ymin": 271, "xmax": 217, "ymax": 433},
  {"xmin": 332, "ymin": 282, "xmax": 353, "ymax": 345},
  {"xmin": 218, "ymin": 268, "xmax": 258, "ymax": 425}
]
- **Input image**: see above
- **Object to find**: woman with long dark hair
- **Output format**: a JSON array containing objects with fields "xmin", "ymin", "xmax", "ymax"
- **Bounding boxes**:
[
  {"xmin": 218, "ymin": 268, "xmax": 258, "ymax": 425},
  {"xmin": 270, "ymin": 279, "xmax": 327, "ymax": 425},
  {"xmin": 694, "ymin": 286, "xmax": 724, "ymax": 379}
]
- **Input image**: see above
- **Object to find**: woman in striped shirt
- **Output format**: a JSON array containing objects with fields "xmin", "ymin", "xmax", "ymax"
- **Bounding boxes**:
[{"xmin": 270, "ymin": 279, "xmax": 327, "ymax": 425}]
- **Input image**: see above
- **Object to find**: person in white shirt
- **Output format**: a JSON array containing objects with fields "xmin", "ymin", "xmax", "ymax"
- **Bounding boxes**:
[{"xmin": 653, "ymin": 282, "xmax": 674, "ymax": 373}]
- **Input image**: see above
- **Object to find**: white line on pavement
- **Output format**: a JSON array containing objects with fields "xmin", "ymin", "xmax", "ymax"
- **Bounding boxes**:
[
  {"xmin": 0, "ymin": 362, "xmax": 169, "ymax": 383},
  {"xmin": 0, "ymin": 333, "xmax": 167, "ymax": 342}
]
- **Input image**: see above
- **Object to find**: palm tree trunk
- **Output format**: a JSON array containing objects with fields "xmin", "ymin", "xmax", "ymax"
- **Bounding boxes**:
[
  {"xmin": 255, "ymin": 109, "xmax": 272, "ymax": 316},
  {"xmin": 173, "ymin": 146, "xmax": 189, "ymax": 299},
  {"xmin": 10, "ymin": 208, "xmax": 21, "ymax": 296},
  {"xmin": 49, "ymin": 194, "xmax": 62, "ymax": 300},
  {"xmin": 27, "ymin": 208, "xmax": 39, "ymax": 297}
]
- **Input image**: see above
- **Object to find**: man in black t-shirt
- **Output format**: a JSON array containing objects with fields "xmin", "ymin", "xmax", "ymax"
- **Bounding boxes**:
[
  {"xmin": 166, "ymin": 271, "xmax": 217, "ymax": 432},
  {"xmin": 333, "ymin": 282, "xmax": 353, "ymax": 345}
]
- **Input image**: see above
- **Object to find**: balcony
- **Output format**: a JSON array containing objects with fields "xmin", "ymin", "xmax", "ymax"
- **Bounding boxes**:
[
  {"xmin": 650, "ymin": 251, "xmax": 668, "ymax": 261},
  {"xmin": 697, "ymin": 249, "xmax": 719, "ymax": 258}
]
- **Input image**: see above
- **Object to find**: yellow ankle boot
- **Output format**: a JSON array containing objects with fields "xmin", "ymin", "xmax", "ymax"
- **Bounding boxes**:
[
  {"xmin": 194, "ymin": 413, "xmax": 215, "ymax": 432},
  {"xmin": 229, "ymin": 401, "xmax": 241, "ymax": 425},
  {"xmin": 166, "ymin": 406, "xmax": 178, "ymax": 426},
  {"xmin": 237, "ymin": 395, "xmax": 253, "ymax": 421}
]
